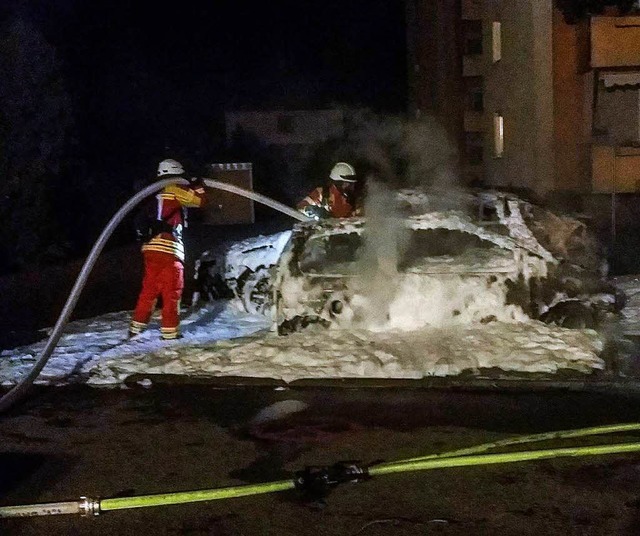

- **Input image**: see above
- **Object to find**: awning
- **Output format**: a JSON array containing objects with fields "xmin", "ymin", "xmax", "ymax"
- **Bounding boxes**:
[{"xmin": 601, "ymin": 72, "xmax": 640, "ymax": 88}]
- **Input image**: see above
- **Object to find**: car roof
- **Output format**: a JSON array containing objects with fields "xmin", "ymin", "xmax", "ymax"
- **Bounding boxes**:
[{"xmin": 292, "ymin": 188, "xmax": 555, "ymax": 262}]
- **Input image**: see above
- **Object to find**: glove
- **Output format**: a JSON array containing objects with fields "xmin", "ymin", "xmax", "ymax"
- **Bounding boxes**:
[
  {"xmin": 300, "ymin": 204, "xmax": 330, "ymax": 220},
  {"xmin": 188, "ymin": 176, "xmax": 205, "ymax": 189}
]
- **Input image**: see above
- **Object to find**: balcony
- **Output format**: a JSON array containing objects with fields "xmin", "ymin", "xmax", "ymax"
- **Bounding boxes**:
[
  {"xmin": 591, "ymin": 16, "xmax": 640, "ymax": 68},
  {"xmin": 592, "ymin": 144, "xmax": 640, "ymax": 193},
  {"xmin": 463, "ymin": 55, "xmax": 483, "ymax": 77}
]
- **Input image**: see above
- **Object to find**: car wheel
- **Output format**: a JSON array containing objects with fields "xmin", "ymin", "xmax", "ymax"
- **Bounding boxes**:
[
  {"xmin": 540, "ymin": 301, "xmax": 596, "ymax": 329},
  {"xmin": 197, "ymin": 261, "xmax": 232, "ymax": 300},
  {"xmin": 241, "ymin": 267, "xmax": 272, "ymax": 315}
]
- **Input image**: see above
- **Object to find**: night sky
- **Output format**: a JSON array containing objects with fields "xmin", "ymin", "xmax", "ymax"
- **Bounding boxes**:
[
  {"xmin": 0, "ymin": 0, "xmax": 407, "ymax": 265},
  {"xmin": 7, "ymin": 0, "xmax": 407, "ymax": 176}
]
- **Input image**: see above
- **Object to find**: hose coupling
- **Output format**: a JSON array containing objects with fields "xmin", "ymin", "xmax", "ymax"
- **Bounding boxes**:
[
  {"xmin": 294, "ymin": 460, "xmax": 369, "ymax": 500},
  {"xmin": 78, "ymin": 497, "xmax": 100, "ymax": 517}
]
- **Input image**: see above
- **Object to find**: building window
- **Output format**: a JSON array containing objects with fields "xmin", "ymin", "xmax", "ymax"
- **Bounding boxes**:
[
  {"xmin": 492, "ymin": 22, "xmax": 502, "ymax": 63},
  {"xmin": 277, "ymin": 114, "xmax": 295, "ymax": 134},
  {"xmin": 493, "ymin": 113, "xmax": 504, "ymax": 158},
  {"xmin": 462, "ymin": 20, "xmax": 483, "ymax": 55}
]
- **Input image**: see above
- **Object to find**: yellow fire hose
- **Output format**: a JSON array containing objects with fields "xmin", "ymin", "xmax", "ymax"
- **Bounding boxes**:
[
  {"xmin": 2, "ymin": 422, "xmax": 640, "ymax": 518},
  {"xmin": 376, "ymin": 421, "xmax": 640, "ymax": 468}
]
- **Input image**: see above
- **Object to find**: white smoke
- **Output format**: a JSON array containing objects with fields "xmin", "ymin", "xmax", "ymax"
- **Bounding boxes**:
[
  {"xmin": 343, "ymin": 111, "xmax": 462, "ymax": 329},
  {"xmin": 342, "ymin": 109, "xmax": 459, "ymax": 189},
  {"xmin": 352, "ymin": 180, "xmax": 410, "ymax": 329}
]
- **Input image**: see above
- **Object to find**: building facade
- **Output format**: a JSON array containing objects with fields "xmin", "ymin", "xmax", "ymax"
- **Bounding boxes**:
[
  {"xmin": 408, "ymin": 0, "xmax": 640, "ymax": 199},
  {"xmin": 588, "ymin": 15, "xmax": 640, "ymax": 194}
]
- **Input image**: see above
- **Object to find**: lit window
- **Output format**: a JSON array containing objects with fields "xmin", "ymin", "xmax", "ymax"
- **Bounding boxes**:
[
  {"xmin": 492, "ymin": 22, "xmax": 502, "ymax": 63},
  {"xmin": 493, "ymin": 113, "xmax": 504, "ymax": 158}
]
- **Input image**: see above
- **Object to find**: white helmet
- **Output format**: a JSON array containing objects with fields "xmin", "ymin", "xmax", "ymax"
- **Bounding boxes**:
[
  {"xmin": 329, "ymin": 162, "xmax": 356, "ymax": 183},
  {"xmin": 157, "ymin": 158, "xmax": 185, "ymax": 177}
]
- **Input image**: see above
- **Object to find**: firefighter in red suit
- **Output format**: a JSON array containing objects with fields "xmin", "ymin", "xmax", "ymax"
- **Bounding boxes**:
[
  {"xmin": 129, "ymin": 159, "xmax": 207, "ymax": 340},
  {"xmin": 297, "ymin": 162, "xmax": 358, "ymax": 219}
]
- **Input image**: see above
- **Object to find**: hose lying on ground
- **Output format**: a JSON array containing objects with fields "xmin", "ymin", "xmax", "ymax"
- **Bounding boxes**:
[
  {"xmin": 0, "ymin": 179, "xmax": 310, "ymax": 414},
  {"xmin": 2, "ymin": 422, "xmax": 640, "ymax": 518}
]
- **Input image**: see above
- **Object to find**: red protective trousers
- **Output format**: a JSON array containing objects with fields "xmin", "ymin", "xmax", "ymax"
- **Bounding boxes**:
[{"xmin": 131, "ymin": 250, "xmax": 184, "ymax": 339}]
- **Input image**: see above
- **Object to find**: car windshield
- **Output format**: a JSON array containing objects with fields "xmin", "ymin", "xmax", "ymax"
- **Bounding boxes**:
[
  {"xmin": 298, "ymin": 232, "xmax": 363, "ymax": 275},
  {"xmin": 399, "ymin": 229, "xmax": 514, "ymax": 273},
  {"xmin": 298, "ymin": 228, "xmax": 514, "ymax": 276}
]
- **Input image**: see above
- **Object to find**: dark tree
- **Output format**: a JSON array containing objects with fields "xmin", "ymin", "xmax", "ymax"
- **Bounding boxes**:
[
  {"xmin": 556, "ymin": 0, "xmax": 638, "ymax": 23},
  {"xmin": 0, "ymin": 15, "xmax": 73, "ymax": 271}
]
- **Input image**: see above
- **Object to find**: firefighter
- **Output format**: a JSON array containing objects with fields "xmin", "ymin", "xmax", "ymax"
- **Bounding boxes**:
[
  {"xmin": 129, "ymin": 159, "xmax": 207, "ymax": 340},
  {"xmin": 297, "ymin": 162, "xmax": 358, "ymax": 219}
]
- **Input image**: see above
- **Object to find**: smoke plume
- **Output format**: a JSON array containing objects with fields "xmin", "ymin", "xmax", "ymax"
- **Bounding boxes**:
[
  {"xmin": 353, "ymin": 180, "xmax": 411, "ymax": 329},
  {"xmin": 342, "ymin": 108, "xmax": 459, "ymax": 189},
  {"xmin": 343, "ymin": 110, "xmax": 459, "ymax": 329}
]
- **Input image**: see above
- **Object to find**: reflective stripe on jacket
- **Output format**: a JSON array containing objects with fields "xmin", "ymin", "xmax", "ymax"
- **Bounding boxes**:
[{"xmin": 141, "ymin": 183, "xmax": 206, "ymax": 262}]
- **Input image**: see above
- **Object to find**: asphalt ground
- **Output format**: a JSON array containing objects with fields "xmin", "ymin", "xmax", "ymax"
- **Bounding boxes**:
[{"xmin": 3, "ymin": 385, "xmax": 640, "ymax": 535}]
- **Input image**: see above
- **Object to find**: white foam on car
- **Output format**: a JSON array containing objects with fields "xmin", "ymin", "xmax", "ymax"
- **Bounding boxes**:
[
  {"xmin": 277, "ymin": 207, "xmax": 551, "ymax": 332},
  {"xmin": 385, "ymin": 274, "xmax": 528, "ymax": 330},
  {"xmin": 222, "ymin": 231, "xmax": 292, "ymax": 281}
]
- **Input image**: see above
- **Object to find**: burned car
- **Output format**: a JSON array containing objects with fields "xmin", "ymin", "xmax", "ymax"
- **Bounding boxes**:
[
  {"xmin": 271, "ymin": 191, "xmax": 622, "ymax": 334},
  {"xmin": 196, "ymin": 190, "xmax": 622, "ymax": 334},
  {"xmin": 195, "ymin": 231, "xmax": 292, "ymax": 315}
]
